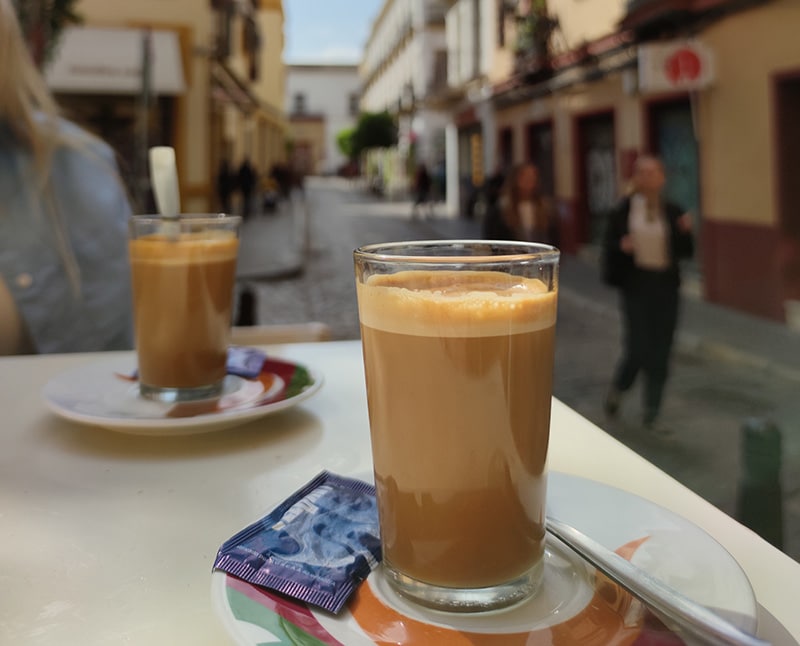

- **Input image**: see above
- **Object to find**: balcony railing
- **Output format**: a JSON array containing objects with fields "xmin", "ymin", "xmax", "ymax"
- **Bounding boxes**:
[{"xmin": 512, "ymin": 10, "xmax": 556, "ymax": 78}]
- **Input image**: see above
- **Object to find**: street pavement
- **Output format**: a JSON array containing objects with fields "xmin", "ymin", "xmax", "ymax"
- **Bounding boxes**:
[{"xmin": 236, "ymin": 176, "xmax": 800, "ymax": 563}]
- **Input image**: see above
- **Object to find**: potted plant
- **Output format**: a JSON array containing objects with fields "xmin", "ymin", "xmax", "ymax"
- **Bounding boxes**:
[{"xmin": 514, "ymin": 0, "xmax": 557, "ymax": 66}]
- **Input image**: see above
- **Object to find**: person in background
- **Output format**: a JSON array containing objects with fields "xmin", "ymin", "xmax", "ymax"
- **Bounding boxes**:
[
  {"xmin": 216, "ymin": 157, "xmax": 235, "ymax": 214},
  {"xmin": 602, "ymin": 154, "xmax": 694, "ymax": 430},
  {"xmin": 237, "ymin": 157, "xmax": 257, "ymax": 217},
  {"xmin": 410, "ymin": 162, "xmax": 432, "ymax": 219},
  {"xmin": 0, "ymin": 0, "xmax": 133, "ymax": 355},
  {"xmin": 482, "ymin": 161, "xmax": 558, "ymax": 246}
]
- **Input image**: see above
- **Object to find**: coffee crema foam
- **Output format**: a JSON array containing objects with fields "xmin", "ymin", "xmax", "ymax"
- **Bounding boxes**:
[
  {"xmin": 130, "ymin": 234, "xmax": 238, "ymax": 265},
  {"xmin": 357, "ymin": 270, "xmax": 557, "ymax": 337}
]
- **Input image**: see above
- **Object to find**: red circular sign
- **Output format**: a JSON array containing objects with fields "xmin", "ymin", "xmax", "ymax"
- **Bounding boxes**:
[{"xmin": 664, "ymin": 48, "xmax": 703, "ymax": 84}]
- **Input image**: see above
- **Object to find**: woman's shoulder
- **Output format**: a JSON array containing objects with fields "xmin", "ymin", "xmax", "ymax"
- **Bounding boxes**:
[
  {"xmin": 50, "ymin": 119, "xmax": 126, "ymax": 199},
  {"xmin": 54, "ymin": 118, "xmax": 116, "ymax": 162}
]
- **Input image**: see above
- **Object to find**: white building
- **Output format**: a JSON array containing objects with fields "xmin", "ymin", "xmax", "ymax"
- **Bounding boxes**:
[
  {"xmin": 361, "ymin": 0, "xmax": 452, "ymax": 204},
  {"xmin": 285, "ymin": 64, "xmax": 361, "ymax": 175}
]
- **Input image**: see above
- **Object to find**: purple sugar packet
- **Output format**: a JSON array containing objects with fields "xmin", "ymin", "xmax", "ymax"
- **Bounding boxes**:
[
  {"xmin": 226, "ymin": 346, "xmax": 267, "ymax": 378},
  {"xmin": 213, "ymin": 471, "xmax": 382, "ymax": 614}
]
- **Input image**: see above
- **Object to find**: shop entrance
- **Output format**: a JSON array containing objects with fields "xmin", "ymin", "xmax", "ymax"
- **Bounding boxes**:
[
  {"xmin": 576, "ymin": 112, "xmax": 617, "ymax": 245},
  {"xmin": 648, "ymin": 97, "xmax": 701, "ymax": 269}
]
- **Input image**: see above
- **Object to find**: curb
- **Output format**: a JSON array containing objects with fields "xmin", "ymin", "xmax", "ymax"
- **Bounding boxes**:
[
  {"xmin": 235, "ymin": 194, "xmax": 308, "ymax": 282},
  {"xmin": 677, "ymin": 333, "xmax": 800, "ymax": 384},
  {"xmin": 559, "ymin": 284, "xmax": 800, "ymax": 384}
]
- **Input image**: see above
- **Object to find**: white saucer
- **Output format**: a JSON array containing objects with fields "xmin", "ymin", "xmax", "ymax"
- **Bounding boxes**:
[
  {"xmin": 211, "ymin": 471, "xmax": 758, "ymax": 644},
  {"xmin": 42, "ymin": 355, "xmax": 323, "ymax": 436}
]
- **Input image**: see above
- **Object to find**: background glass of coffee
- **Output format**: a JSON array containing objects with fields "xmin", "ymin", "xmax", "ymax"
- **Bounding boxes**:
[
  {"xmin": 354, "ymin": 240, "xmax": 559, "ymax": 612},
  {"xmin": 129, "ymin": 214, "xmax": 241, "ymax": 402}
]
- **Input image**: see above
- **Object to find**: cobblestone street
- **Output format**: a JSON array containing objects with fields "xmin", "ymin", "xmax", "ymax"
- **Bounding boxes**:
[{"xmin": 245, "ymin": 177, "xmax": 800, "ymax": 563}]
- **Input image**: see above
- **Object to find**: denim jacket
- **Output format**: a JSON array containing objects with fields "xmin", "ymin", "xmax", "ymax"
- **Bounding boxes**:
[{"xmin": 0, "ymin": 119, "xmax": 133, "ymax": 353}]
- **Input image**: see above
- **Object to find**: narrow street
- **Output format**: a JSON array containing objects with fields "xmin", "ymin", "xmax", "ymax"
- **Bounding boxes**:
[{"xmin": 246, "ymin": 177, "xmax": 800, "ymax": 562}]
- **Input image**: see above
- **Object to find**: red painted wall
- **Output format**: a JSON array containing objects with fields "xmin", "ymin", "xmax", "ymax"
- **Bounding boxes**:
[{"xmin": 702, "ymin": 220, "xmax": 785, "ymax": 321}]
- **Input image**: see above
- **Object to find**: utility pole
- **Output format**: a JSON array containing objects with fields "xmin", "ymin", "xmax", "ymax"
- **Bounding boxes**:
[{"xmin": 134, "ymin": 29, "xmax": 153, "ymax": 213}]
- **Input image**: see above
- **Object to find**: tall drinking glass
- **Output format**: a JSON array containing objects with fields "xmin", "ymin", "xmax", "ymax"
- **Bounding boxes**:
[
  {"xmin": 129, "ymin": 214, "xmax": 241, "ymax": 402},
  {"xmin": 354, "ymin": 240, "xmax": 559, "ymax": 612}
]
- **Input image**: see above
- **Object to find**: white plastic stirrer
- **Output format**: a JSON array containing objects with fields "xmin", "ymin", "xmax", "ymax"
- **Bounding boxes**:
[{"xmin": 149, "ymin": 146, "xmax": 181, "ymax": 219}]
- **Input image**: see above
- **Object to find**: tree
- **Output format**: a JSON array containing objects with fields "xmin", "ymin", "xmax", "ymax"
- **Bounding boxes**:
[
  {"xmin": 351, "ymin": 111, "xmax": 397, "ymax": 159},
  {"xmin": 336, "ymin": 127, "xmax": 356, "ymax": 161},
  {"xmin": 12, "ymin": 0, "xmax": 81, "ymax": 67}
]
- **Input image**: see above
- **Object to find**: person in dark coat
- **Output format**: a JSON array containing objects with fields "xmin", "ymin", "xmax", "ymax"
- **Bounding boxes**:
[
  {"xmin": 237, "ymin": 157, "xmax": 257, "ymax": 217},
  {"xmin": 216, "ymin": 158, "xmax": 235, "ymax": 214},
  {"xmin": 602, "ymin": 154, "xmax": 694, "ymax": 429},
  {"xmin": 410, "ymin": 162, "xmax": 433, "ymax": 219},
  {"xmin": 482, "ymin": 162, "xmax": 558, "ymax": 246}
]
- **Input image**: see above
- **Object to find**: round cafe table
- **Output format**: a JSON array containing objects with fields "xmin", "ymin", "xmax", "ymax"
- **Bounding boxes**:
[{"xmin": 0, "ymin": 340, "xmax": 798, "ymax": 644}]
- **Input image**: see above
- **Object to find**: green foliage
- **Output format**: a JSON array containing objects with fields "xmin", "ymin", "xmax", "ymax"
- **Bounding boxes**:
[
  {"xmin": 350, "ymin": 111, "xmax": 397, "ymax": 158},
  {"xmin": 12, "ymin": 0, "xmax": 82, "ymax": 66},
  {"xmin": 514, "ymin": 0, "xmax": 555, "ymax": 57},
  {"xmin": 336, "ymin": 127, "xmax": 356, "ymax": 160}
]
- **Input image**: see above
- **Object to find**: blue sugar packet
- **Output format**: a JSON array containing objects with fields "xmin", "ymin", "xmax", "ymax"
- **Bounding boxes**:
[
  {"xmin": 214, "ymin": 471, "xmax": 381, "ymax": 614},
  {"xmin": 226, "ymin": 346, "xmax": 267, "ymax": 378}
]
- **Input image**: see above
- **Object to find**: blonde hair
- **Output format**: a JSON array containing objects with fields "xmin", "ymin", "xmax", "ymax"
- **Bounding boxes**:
[
  {"xmin": 0, "ymin": 0, "xmax": 88, "ymax": 293},
  {"xmin": 0, "ymin": 0, "xmax": 64, "ymax": 181}
]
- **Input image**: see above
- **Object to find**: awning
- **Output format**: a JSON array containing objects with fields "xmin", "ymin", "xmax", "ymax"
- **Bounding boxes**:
[
  {"xmin": 45, "ymin": 26, "xmax": 186, "ymax": 95},
  {"xmin": 211, "ymin": 62, "xmax": 261, "ymax": 113},
  {"xmin": 211, "ymin": 62, "xmax": 286, "ymax": 126}
]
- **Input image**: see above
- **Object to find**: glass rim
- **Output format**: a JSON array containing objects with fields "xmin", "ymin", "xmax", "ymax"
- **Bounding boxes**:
[
  {"xmin": 354, "ymin": 239, "xmax": 560, "ymax": 264},
  {"xmin": 130, "ymin": 213, "xmax": 242, "ymax": 225}
]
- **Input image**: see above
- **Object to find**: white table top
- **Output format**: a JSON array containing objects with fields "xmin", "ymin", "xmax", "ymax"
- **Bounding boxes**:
[{"xmin": 1, "ymin": 340, "xmax": 798, "ymax": 645}]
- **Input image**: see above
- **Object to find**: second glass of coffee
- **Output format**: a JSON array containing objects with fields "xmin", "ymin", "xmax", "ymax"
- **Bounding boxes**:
[
  {"xmin": 129, "ymin": 214, "xmax": 241, "ymax": 402},
  {"xmin": 354, "ymin": 240, "xmax": 559, "ymax": 612}
]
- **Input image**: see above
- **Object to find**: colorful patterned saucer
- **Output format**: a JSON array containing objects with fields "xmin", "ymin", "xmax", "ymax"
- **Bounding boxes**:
[
  {"xmin": 211, "ymin": 471, "xmax": 758, "ymax": 645},
  {"xmin": 42, "ymin": 355, "xmax": 322, "ymax": 435}
]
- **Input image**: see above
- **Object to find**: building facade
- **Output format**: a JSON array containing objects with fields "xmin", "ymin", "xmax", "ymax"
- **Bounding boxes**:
[
  {"xmin": 286, "ymin": 64, "xmax": 361, "ymax": 175},
  {"xmin": 43, "ymin": 0, "xmax": 287, "ymax": 213},
  {"xmin": 439, "ymin": 0, "xmax": 800, "ymax": 325},
  {"xmin": 361, "ymin": 0, "xmax": 451, "ymax": 198}
]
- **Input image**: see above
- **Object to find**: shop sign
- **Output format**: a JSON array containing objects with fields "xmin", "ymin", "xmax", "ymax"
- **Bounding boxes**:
[
  {"xmin": 45, "ymin": 27, "xmax": 186, "ymax": 95},
  {"xmin": 638, "ymin": 40, "xmax": 714, "ymax": 93}
]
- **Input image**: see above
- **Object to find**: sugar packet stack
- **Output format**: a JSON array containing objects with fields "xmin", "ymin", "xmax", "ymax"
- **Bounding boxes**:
[{"xmin": 213, "ymin": 472, "xmax": 382, "ymax": 614}]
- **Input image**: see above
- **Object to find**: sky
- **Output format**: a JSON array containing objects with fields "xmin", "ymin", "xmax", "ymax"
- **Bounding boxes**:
[{"xmin": 283, "ymin": 0, "xmax": 384, "ymax": 64}]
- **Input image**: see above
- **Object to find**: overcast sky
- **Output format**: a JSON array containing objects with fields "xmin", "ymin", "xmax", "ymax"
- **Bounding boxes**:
[{"xmin": 283, "ymin": 0, "xmax": 383, "ymax": 64}]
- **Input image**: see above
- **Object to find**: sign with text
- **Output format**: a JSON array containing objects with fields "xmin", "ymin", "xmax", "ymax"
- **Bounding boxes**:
[{"xmin": 45, "ymin": 27, "xmax": 186, "ymax": 96}]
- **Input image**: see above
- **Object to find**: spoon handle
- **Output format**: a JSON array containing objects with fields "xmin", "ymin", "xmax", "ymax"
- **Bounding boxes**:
[
  {"xmin": 546, "ymin": 516, "xmax": 770, "ymax": 646},
  {"xmin": 149, "ymin": 146, "xmax": 181, "ymax": 218}
]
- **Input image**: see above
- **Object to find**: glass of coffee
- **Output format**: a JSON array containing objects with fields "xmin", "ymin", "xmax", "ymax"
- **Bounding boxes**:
[
  {"xmin": 129, "ymin": 214, "xmax": 241, "ymax": 402},
  {"xmin": 354, "ymin": 240, "xmax": 559, "ymax": 612}
]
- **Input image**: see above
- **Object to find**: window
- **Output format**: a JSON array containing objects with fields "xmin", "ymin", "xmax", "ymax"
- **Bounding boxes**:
[
  {"xmin": 348, "ymin": 92, "xmax": 360, "ymax": 117},
  {"xmin": 498, "ymin": 0, "xmax": 506, "ymax": 47},
  {"xmin": 293, "ymin": 92, "xmax": 306, "ymax": 115}
]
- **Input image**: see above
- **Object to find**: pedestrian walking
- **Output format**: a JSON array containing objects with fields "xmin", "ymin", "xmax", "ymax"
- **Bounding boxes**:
[
  {"xmin": 237, "ymin": 157, "xmax": 257, "ymax": 218},
  {"xmin": 410, "ymin": 162, "xmax": 433, "ymax": 219},
  {"xmin": 602, "ymin": 154, "xmax": 694, "ymax": 429},
  {"xmin": 482, "ymin": 162, "xmax": 558, "ymax": 246},
  {"xmin": 0, "ymin": 0, "xmax": 133, "ymax": 355},
  {"xmin": 216, "ymin": 158, "xmax": 235, "ymax": 214}
]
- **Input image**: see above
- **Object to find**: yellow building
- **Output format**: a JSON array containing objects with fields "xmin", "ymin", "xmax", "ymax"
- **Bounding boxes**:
[
  {"xmin": 44, "ymin": 0, "xmax": 286, "ymax": 214},
  {"xmin": 446, "ymin": 0, "xmax": 798, "ymax": 323}
]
